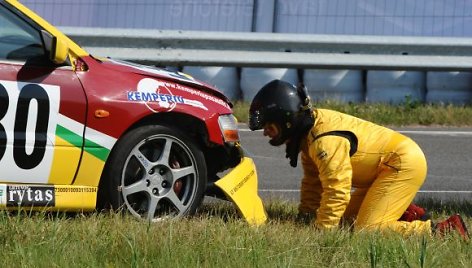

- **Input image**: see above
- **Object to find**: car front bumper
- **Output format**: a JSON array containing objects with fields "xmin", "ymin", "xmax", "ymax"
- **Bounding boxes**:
[{"xmin": 214, "ymin": 156, "xmax": 267, "ymax": 226}]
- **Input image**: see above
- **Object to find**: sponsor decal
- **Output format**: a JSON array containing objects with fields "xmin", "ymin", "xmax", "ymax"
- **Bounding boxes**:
[
  {"xmin": 54, "ymin": 187, "xmax": 97, "ymax": 193},
  {"xmin": 229, "ymin": 170, "xmax": 255, "ymax": 195},
  {"xmin": 127, "ymin": 78, "xmax": 208, "ymax": 112},
  {"xmin": 6, "ymin": 185, "xmax": 55, "ymax": 207},
  {"xmin": 170, "ymin": 82, "xmax": 230, "ymax": 109},
  {"xmin": 317, "ymin": 150, "xmax": 328, "ymax": 160},
  {"xmin": 127, "ymin": 91, "xmax": 184, "ymax": 104}
]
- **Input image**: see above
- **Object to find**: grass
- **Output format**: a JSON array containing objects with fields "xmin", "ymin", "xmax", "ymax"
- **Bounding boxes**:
[
  {"xmin": 232, "ymin": 101, "xmax": 472, "ymax": 126},
  {"xmin": 0, "ymin": 198, "xmax": 470, "ymax": 267},
  {"xmin": 2, "ymin": 102, "xmax": 471, "ymax": 267}
]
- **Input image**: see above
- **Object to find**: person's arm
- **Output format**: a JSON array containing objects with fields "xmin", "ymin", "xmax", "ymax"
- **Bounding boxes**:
[
  {"xmin": 298, "ymin": 151, "xmax": 322, "ymax": 217},
  {"xmin": 309, "ymin": 136, "xmax": 353, "ymax": 229}
]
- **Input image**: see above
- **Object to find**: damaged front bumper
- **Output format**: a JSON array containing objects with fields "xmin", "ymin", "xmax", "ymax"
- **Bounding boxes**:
[{"xmin": 214, "ymin": 156, "xmax": 267, "ymax": 226}]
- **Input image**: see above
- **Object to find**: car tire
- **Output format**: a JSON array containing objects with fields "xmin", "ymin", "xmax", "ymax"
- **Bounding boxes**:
[{"xmin": 98, "ymin": 124, "xmax": 207, "ymax": 221}]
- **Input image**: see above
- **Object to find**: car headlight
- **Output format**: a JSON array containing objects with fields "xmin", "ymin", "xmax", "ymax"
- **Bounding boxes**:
[{"xmin": 218, "ymin": 114, "xmax": 240, "ymax": 143}]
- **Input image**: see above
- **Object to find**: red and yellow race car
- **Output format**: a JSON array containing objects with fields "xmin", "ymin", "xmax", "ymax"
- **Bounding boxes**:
[{"xmin": 0, "ymin": 0, "xmax": 266, "ymax": 225}]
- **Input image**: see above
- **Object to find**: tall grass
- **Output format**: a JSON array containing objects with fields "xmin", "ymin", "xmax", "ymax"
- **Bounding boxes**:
[
  {"xmin": 232, "ymin": 101, "xmax": 472, "ymax": 126},
  {"xmin": 1, "ymin": 199, "xmax": 470, "ymax": 267}
]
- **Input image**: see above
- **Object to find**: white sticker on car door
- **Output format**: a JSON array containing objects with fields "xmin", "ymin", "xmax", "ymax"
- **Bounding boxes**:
[{"xmin": 0, "ymin": 80, "xmax": 60, "ymax": 183}]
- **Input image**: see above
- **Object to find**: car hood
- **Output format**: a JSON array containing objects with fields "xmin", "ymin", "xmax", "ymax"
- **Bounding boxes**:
[{"xmin": 99, "ymin": 58, "xmax": 232, "ymax": 105}]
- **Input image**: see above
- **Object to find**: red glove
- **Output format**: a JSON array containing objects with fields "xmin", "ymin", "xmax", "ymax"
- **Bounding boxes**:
[{"xmin": 399, "ymin": 204, "xmax": 430, "ymax": 222}]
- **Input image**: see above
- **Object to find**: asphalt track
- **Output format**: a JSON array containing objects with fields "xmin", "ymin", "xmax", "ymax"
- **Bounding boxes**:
[{"xmin": 238, "ymin": 124, "xmax": 472, "ymax": 203}]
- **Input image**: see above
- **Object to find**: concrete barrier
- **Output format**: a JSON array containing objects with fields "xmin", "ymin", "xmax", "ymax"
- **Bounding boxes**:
[
  {"xmin": 303, "ymin": 70, "xmax": 364, "ymax": 103},
  {"xmin": 366, "ymin": 71, "xmax": 425, "ymax": 104}
]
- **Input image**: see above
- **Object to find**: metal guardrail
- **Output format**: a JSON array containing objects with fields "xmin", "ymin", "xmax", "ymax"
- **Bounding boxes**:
[{"xmin": 61, "ymin": 27, "xmax": 472, "ymax": 71}]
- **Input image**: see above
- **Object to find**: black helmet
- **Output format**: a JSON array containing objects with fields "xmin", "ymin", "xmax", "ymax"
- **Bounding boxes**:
[{"xmin": 249, "ymin": 80, "xmax": 313, "ymax": 146}]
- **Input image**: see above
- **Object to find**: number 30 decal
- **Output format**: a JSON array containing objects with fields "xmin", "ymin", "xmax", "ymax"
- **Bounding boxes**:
[
  {"xmin": 0, "ymin": 80, "xmax": 60, "ymax": 183},
  {"xmin": 0, "ymin": 84, "xmax": 8, "ymax": 162},
  {"xmin": 0, "ymin": 83, "xmax": 50, "ymax": 169}
]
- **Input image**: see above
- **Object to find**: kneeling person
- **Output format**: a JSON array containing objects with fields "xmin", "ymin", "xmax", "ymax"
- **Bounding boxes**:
[{"xmin": 249, "ymin": 80, "xmax": 469, "ymax": 239}]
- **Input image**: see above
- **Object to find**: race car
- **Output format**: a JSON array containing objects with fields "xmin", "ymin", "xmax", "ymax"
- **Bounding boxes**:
[{"xmin": 0, "ymin": 0, "xmax": 266, "ymax": 225}]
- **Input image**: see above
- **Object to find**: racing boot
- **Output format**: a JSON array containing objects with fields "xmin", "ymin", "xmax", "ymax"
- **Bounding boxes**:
[
  {"xmin": 434, "ymin": 214, "xmax": 470, "ymax": 240},
  {"xmin": 399, "ymin": 203, "xmax": 431, "ymax": 222}
]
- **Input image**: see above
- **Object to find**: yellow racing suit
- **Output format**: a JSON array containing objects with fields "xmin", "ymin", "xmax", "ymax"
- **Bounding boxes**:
[{"xmin": 299, "ymin": 109, "xmax": 431, "ymax": 235}]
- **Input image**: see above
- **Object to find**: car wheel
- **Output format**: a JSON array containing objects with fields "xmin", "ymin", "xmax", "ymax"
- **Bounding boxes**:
[{"xmin": 99, "ymin": 125, "xmax": 207, "ymax": 221}]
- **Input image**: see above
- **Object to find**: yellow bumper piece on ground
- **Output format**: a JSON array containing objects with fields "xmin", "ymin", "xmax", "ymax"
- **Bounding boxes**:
[{"xmin": 215, "ymin": 157, "xmax": 267, "ymax": 226}]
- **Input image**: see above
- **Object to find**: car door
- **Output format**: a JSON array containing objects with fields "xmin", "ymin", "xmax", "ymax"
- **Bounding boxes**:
[{"xmin": 0, "ymin": 3, "xmax": 86, "ymax": 185}]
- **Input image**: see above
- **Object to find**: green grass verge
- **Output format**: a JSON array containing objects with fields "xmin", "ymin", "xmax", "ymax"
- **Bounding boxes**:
[
  {"xmin": 1, "ymin": 198, "xmax": 470, "ymax": 267},
  {"xmin": 232, "ymin": 101, "xmax": 472, "ymax": 126}
]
